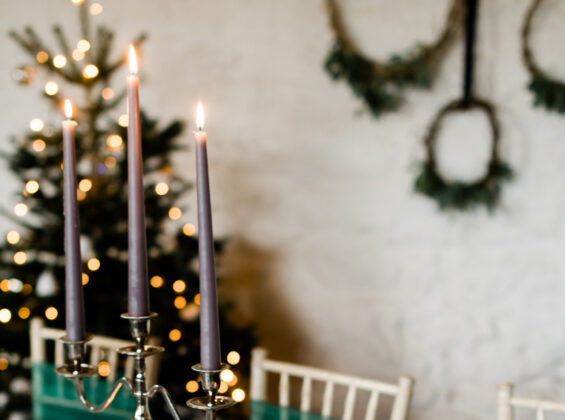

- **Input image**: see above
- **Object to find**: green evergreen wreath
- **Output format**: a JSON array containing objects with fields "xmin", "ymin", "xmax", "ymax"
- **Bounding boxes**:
[
  {"xmin": 324, "ymin": 0, "xmax": 463, "ymax": 117},
  {"xmin": 522, "ymin": 0, "xmax": 565, "ymax": 113},
  {"xmin": 414, "ymin": 98, "xmax": 513, "ymax": 211}
]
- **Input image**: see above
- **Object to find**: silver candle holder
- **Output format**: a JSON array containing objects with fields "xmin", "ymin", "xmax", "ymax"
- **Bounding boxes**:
[{"xmin": 54, "ymin": 312, "xmax": 236, "ymax": 420}]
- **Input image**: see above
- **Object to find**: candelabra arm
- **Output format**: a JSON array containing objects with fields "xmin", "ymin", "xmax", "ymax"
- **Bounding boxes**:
[
  {"xmin": 147, "ymin": 384, "xmax": 183, "ymax": 420},
  {"xmin": 72, "ymin": 376, "xmax": 133, "ymax": 413}
]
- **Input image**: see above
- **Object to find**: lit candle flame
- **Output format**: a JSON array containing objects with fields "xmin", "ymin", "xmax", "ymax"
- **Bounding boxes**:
[
  {"xmin": 129, "ymin": 45, "xmax": 138, "ymax": 75},
  {"xmin": 64, "ymin": 99, "xmax": 73, "ymax": 119},
  {"xmin": 196, "ymin": 102, "xmax": 205, "ymax": 130}
]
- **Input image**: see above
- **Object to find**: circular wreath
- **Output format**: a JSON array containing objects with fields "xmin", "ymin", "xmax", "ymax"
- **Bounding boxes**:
[
  {"xmin": 414, "ymin": 98, "xmax": 513, "ymax": 211},
  {"xmin": 522, "ymin": 0, "xmax": 565, "ymax": 113},
  {"xmin": 324, "ymin": 0, "xmax": 463, "ymax": 117}
]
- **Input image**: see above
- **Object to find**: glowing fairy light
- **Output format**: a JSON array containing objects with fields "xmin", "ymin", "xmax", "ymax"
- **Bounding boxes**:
[
  {"xmin": 53, "ymin": 55, "xmax": 67, "ymax": 68},
  {"xmin": 82, "ymin": 64, "xmax": 99, "ymax": 79},
  {"xmin": 45, "ymin": 306, "xmax": 58, "ymax": 320},
  {"xmin": 14, "ymin": 203, "xmax": 28, "ymax": 217},
  {"xmin": 33, "ymin": 139, "xmax": 46, "ymax": 152},
  {"xmin": 25, "ymin": 180, "xmax": 40, "ymax": 194},
  {"xmin": 30, "ymin": 118, "xmax": 44, "ymax": 132}
]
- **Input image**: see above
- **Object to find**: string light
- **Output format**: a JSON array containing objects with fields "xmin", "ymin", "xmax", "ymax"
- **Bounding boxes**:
[
  {"xmin": 227, "ymin": 351, "xmax": 240, "ymax": 365},
  {"xmin": 6, "ymin": 231, "xmax": 20, "ymax": 245},
  {"xmin": 218, "ymin": 382, "xmax": 229, "ymax": 393},
  {"xmin": 44, "ymin": 81, "xmax": 59, "ymax": 96},
  {"xmin": 168, "ymin": 207, "xmax": 182, "ymax": 220},
  {"xmin": 87, "ymin": 258, "xmax": 101, "ymax": 271},
  {"xmin": 118, "ymin": 114, "xmax": 128, "ymax": 127},
  {"xmin": 18, "ymin": 307, "xmax": 30, "ymax": 320},
  {"xmin": 194, "ymin": 293, "xmax": 200, "ymax": 305},
  {"xmin": 45, "ymin": 307, "xmax": 58, "ymax": 320},
  {"xmin": 33, "ymin": 139, "xmax": 46, "ymax": 152},
  {"xmin": 14, "ymin": 252, "xmax": 27, "ymax": 265},
  {"xmin": 155, "ymin": 182, "xmax": 169, "ymax": 196},
  {"xmin": 77, "ymin": 40, "xmax": 91, "ymax": 52},
  {"xmin": 72, "ymin": 49, "xmax": 85, "ymax": 61},
  {"xmin": 186, "ymin": 380, "xmax": 199, "ymax": 393},
  {"xmin": 82, "ymin": 64, "xmax": 99, "ymax": 79},
  {"xmin": 36, "ymin": 51, "xmax": 49, "ymax": 64},
  {"xmin": 169, "ymin": 329, "xmax": 181, "ymax": 342},
  {"xmin": 14, "ymin": 203, "xmax": 28, "ymax": 217},
  {"xmin": 172, "ymin": 280, "xmax": 186, "ymax": 293},
  {"xmin": 82, "ymin": 273, "xmax": 89, "ymax": 285},
  {"xmin": 228, "ymin": 374, "xmax": 238, "ymax": 386},
  {"xmin": 232, "ymin": 389, "xmax": 246, "ymax": 402},
  {"xmin": 150, "ymin": 275, "xmax": 164, "ymax": 288},
  {"xmin": 53, "ymin": 55, "xmax": 67, "ymax": 68},
  {"xmin": 182, "ymin": 223, "xmax": 196, "ymax": 236},
  {"xmin": 90, "ymin": 2, "xmax": 103, "ymax": 15},
  {"xmin": 78, "ymin": 178, "xmax": 92, "ymax": 192},
  {"xmin": 174, "ymin": 296, "xmax": 187, "ymax": 309},
  {"xmin": 220, "ymin": 369, "xmax": 234, "ymax": 383},
  {"xmin": 101, "ymin": 87, "xmax": 114, "ymax": 100},
  {"xmin": 106, "ymin": 134, "xmax": 123, "ymax": 148},
  {"xmin": 0, "ymin": 358, "xmax": 8, "ymax": 371},
  {"xmin": 98, "ymin": 361, "xmax": 111, "ymax": 377},
  {"xmin": 0, "ymin": 280, "xmax": 9, "ymax": 292},
  {"xmin": 25, "ymin": 180, "xmax": 40, "ymax": 194},
  {"xmin": 30, "ymin": 118, "xmax": 44, "ymax": 132},
  {"xmin": 0, "ymin": 309, "xmax": 12, "ymax": 323}
]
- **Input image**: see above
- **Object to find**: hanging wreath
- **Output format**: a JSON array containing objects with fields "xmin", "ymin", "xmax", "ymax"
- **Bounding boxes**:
[
  {"xmin": 522, "ymin": 0, "xmax": 565, "ymax": 113},
  {"xmin": 414, "ymin": 98, "xmax": 513, "ymax": 211},
  {"xmin": 324, "ymin": 0, "xmax": 463, "ymax": 117}
]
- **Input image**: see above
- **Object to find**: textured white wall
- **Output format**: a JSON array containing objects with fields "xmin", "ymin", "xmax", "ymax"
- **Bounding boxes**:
[{"xmin": 3, "ymin": 0, "xmax": 565, "ymax": 419}]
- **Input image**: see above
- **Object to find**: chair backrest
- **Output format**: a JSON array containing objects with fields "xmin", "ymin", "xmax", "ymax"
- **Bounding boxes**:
[
  {"xmin": 250, "ymin": 347, "xmax": 414, "ymax": 420},
  {"xmin": 497, "ymin": 383, "xmax": 565, "ymax": 420},
  {"xmin": 30, "ymin": 317, "xmax": 158, "ymax": 383}
]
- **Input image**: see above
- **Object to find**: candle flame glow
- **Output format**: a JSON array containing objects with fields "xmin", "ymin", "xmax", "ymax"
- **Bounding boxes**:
[
  {"xmin": 129, "ymin": 45, "xmax": 138, "ymax": 75},
  {"xmin": 64, "ymin": 99, "xmax": 73, "ymax": 119},
  {"xmin": 196, "ymin": 102, "xmax": 205, "ymax": 130}
]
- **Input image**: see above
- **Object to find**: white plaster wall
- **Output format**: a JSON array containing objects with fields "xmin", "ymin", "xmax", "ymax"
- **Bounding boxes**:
[{"xmin": 3, "ymin": 1, "xmax": 565, "ymax": 419}]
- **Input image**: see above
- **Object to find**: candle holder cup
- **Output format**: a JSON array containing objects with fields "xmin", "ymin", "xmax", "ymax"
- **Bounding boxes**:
[{"xmin": 55, "ymin": 312, "xmax": 236, "ymax": 419}]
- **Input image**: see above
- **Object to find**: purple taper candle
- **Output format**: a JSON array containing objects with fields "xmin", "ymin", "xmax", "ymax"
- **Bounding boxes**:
[
  {"xmin": 62, "ymin": 99, "xmax": 86, "ymax": 342},
  {"xmin": 126, "ymin": 45, "xmax": 150, "ymax": 317},
  {"xmin": 194, "ymin": 102, "xmax": 221, "ymax": 370}
]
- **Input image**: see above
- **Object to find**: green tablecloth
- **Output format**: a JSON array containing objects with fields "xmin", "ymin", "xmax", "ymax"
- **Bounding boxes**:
[
  {"xmin": 250, "ymin": 400, "xmax": 337, "ymax": 420},
  {"xmin": 32, "ymin": 362, "xmax": 135, "ymax": 420}
]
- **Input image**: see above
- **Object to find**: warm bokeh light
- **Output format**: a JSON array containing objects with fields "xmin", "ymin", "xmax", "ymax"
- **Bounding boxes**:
[
  {"xmin": 150, "ymin": 275, "xmax": 164, "ymax": 288},
  {"xmin": 194, "ymin": 293, "xmax": 200, "ymax": 305},
  {"xmin": 77, "ymin": 39, "xmax": 91, "ymax": 52},
  {"xmin": 53, "ymin": 55, "xmax": 67, "ymax": 68},
  {"xmin": 6, "ymin": 231, "xmax": 20, "ymax": 245},
  {"xmin": 98, "ymin": 361, "xmax": 111, "ymax": 377},
  {"xmin": 87, "ymin": 258, "xmax": 101, "ymax": 271},
  {"xmin": 101, "ymin": 87, "xmax": 114, "ymax": 100},
  {"xmin": 45, "ymin": 306, "xmax": 58, "ymax": 320},
  {"xmin": 232, "ymin": 389, "xmax": 246, "ymax": 402},
  {"xmin": 106, "ymin": 134, "xmax": 123, "ymax": 148},
  {"xmin": 45, "ymin": 81, "xmax": 59, "ymax": 95},
  {"xmin": 33, "ymin": 139, "xmax": 46, "ymax": 152},
  {"xmin": 182, "ymin": 223, "xmax": 196, "ymax": 236},
  {"xmin": 220, "ymin": 369, "xmax": 234, "ymax": 383},
  {"xmin": 72, "ymin": 49, "xmax": 85, "ymax": 61},
  {"xmin": 105, "ymin": 156, "xmax": 117, "ymax": 168},
  {"xmin": 82, "ymin": 273, "xmax": 89, "ymax": 285},
  {"xmin": 65, "ymin": 99, "xmax": 73, "ymax": 119},
  {"xmin": 227, "ymin": 351, "xmax": 240, "ymax": 365},
  {"xmin": 169, "ymin": 329, "xmax": 181, "ymax": 342},
  {"xmin": 128, "ymin": 45, "xmax": 138, "ymax": 75},
  {"xmin": 78, "ymin": 178, "xmax": 93, "ymax": 192},
  {"xmin": 228, "ymin": 374, "xmax": 238, "ymax": 386},
  {"xmin": 30, "ymin": 118, "xmax": 44, "ymax": 132},
  {"xmin": 72, "ymin": 0, "xmax": 85, "ymax": 4},
  {"xmin": 14, "ymin": 203, "xmax": 28, "ymax": 217},
  {"xmin": 26, "ymin": 180, "xmax": 40, "ymax": 194},
  {"xmin": 196, "ymin": 102, "xmax": 205, "ymax": 130},
  {"xmin": 0, "ymin": 358, "xmax": 8, "ymax": 371},
  {"xmin": 172, "ymin": 280, "xmax": 186, "ymax": 293},
  {"xmin": 77, "ymin": 189, "xmax": 86, "ymax": 201},
  {"xmin": 155, "ymin": 182, "xmax": 169, "ymax": 196},
  {"xmin": 168, "ymin": 207, "xmax": 182, "ymax": 220},
  {"xmin": 14, "ymin": 251, "xmax": 27, "ymax": 265},
  {"xmin": 118, "ymin": 114, "xmax": 128, "ymax": 127},
  {"xmin": 22, "ymin": 284, "xmax": 33, "ymax": 295},
  {"xmin": 0, "ymin": 280, "xmax": 9, "ymax": 293},
  {"xmin": 90, "ymin": 2, "xmax": 103, "ymax": 15},
  {"xmin": 36, "ymin": 51, "xmax": 49, "ymax": 63},
  {"xmin": 82, "ymin": 64, "xmax": 99, "ymax": 79},
  {"xmin": 18, "ymin": 307, "xmax": 30, "ymax": 320},
  {"xmin": 0, "ymin": 309, "xmax": 12, "ymax": 323},
  {"xmin": 174, "ymin": 296, "xmax": 187, "ymax": 309},
  {"xmin": 185, "ymin": 380, "xmax": 199, "ymax": 393},
  {"xmin": 218, "ymin": 382, "xmax": 229, "ymax": 393}
]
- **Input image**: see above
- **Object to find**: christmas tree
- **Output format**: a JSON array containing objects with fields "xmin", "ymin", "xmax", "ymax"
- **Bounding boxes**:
[{"xmin": 0, "ymin": 1, "xmax": 255, "ymax": 418}]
